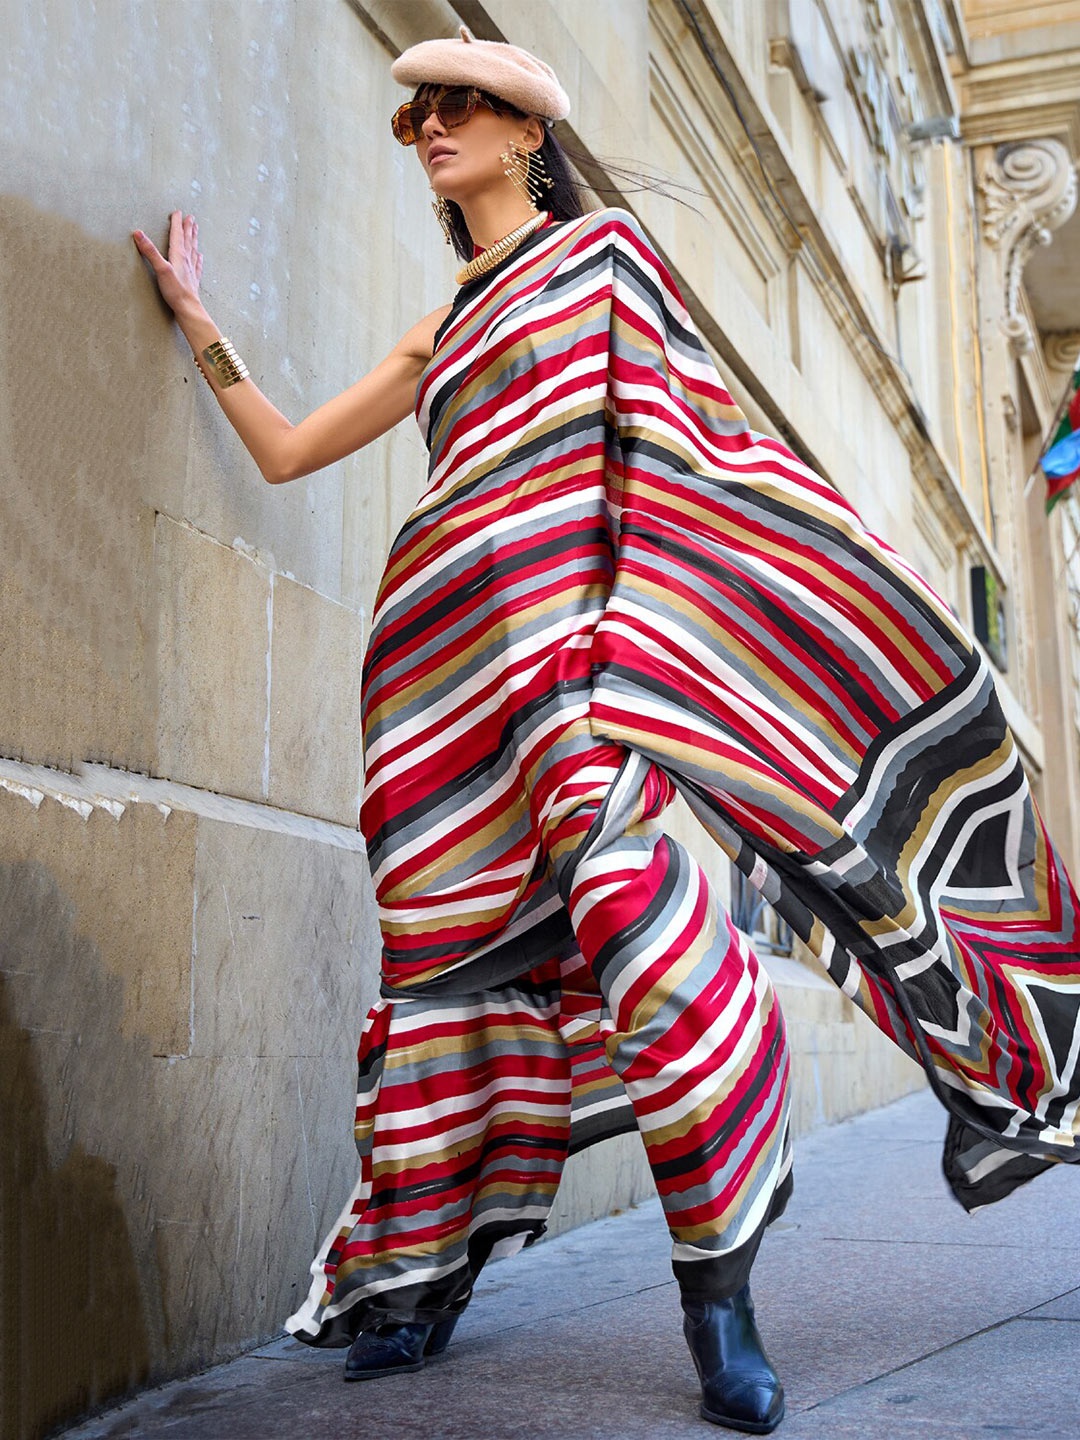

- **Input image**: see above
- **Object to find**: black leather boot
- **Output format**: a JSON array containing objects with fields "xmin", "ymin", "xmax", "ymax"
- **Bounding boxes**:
[
  {"xmin": 682, "ymin": 1285, "xmax": 784, "ymax": 1433},
  {"xmin": 343, "ymin": 1313, "xmax": 460, "ymax": 1381}
]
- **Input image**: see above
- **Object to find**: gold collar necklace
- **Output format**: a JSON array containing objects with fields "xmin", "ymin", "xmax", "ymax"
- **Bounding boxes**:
[{"xmin": 456, "ymin": 211, "xmax": 549, "ymax": 286}]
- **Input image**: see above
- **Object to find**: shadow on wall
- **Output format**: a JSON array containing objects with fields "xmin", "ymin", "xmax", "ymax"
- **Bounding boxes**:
[
  {"xmin": 0, "ymin": 861, "xmax": 151, "ymax": 1440},
  {"xmin": 0, "ymin": 191, "xmax": 193, "ymax": 777}
]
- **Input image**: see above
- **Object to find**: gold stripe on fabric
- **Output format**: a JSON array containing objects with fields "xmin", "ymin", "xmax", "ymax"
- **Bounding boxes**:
[
  {"xmin": 378, "ymin": 798, "xmax": 530, "ymax": 905},
  {"xmin": 622, "ymin": 905, "xmax": 720, "ymax": 1045},
  {"xmin": 427, "ymin": 294, "xmax": 611, "ymax": 457},
  {"xmin": 594, "ymin": 716, "xmax": 848, "ymax": 846},
  {"xmin": 570, "ymin": 1073, "xmax": 623, "ymax": 1101},
  {"xmin": 625, "ymin": 568, "xmax": 862, "ymax": 766},
  {"xmin": 616, "ymin": 454, "xmax": 967, "ymax": 693},
  {"xmin": 367, "ymin": 588, "xmax": 609, "ymax": 746},
  {"xmin": 623, "ymin": 471, "xmax": 949, "ymax": 697},
  {"xmin": 378, "ymin": 898, "xmax": 527, "ymax": 936},
  {"xmin": 667, "ymin": 1116, "xmax": 782, "ymax": 1244},
  {"xmin": 636, "ymin": 995, "xmax": 780, "ymax": 1150},
  {"xmin": 378, "ymin": 436, "xmax": 604, "ymax": 599},
  {"xmin": 383, "ymin": 1021, "xmax": 563, "ymax": 1069},
  {"xmin": 369, "ymin": 1112, "xmax": 569, "ymax": 1179},
  {"xmin": 474, "ymin": 1179, "xmax": 562, "ymax": 1202},
  {"xmin": 337, "ymin": 1242, "xmax": 459, "ymax": 1278}
]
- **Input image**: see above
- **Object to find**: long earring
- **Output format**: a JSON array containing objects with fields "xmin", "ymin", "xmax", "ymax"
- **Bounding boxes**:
[
  {"xmin": 528, "ymin": 146, "xmax": 555, "ymax": 207},
  {"xmin": 431, "ymin": 190, "xmax": 455, "ymax": 245},
  {"xmin": 500, "ymin": 140, "xmax": 538, "ymax": 212}
]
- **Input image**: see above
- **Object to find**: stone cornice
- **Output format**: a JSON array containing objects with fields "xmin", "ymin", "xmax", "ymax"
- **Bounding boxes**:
[{"xmin": 959, "ymin": 48, "xmax": 1080, "ymax": 151}]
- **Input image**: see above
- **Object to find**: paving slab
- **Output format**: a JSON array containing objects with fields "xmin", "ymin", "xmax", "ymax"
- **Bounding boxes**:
[
  {"xmin": 58, "ymin": 1090, "xmax": 1080, "ymax": 1440},
  {"xmin": 776, "ymin": 1317, "xmax": 1080, "ymax": 1439}
]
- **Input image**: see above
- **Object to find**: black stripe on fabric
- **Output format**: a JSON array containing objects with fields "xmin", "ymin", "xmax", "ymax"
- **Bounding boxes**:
[
  {"xmin": 380, "ymin": 913, "xmax": 575, "ymax": 1000},
  {"xmin": 404, "ymin": 410, "xmax": 609, "ymax": 557},
  {"xmin": 981, "ymin": 951, "xmax": 1038, "ymax": 1113},
  {"xmin": 425, "ymin": 230, "xmax": 602, "ymax": 442},
  {"xmin": 864, "ymin": 727, "xmax": 1025, "ymax": 879},
  {"xmin": 834, "ymin": 656, "xmax": 996, "ymax": 823},
  {"xmin": 648, "ymin": 1020, "xmax": 786, "ymax": 1185},
  {"xmin": 716, "ymin": 480, "xmax": 970, "ymax": 657},
  {"xmin": 586, "ymin": 834, "xmax": 683, "ymax": 989},
  {"xmin": 567, "ymin": 1106, "xmax": 638, "ymax": 1156},
  {"xmin": 363, "ymin": 522, "xmax": 612, "ymax": 679},
  {"xmin": 943, "ymin": 1116, "xmax": 1061, "ymax": 1213},
  {"xmin": 597, "ymin": 658, "xmax": 858, "ymax": 794},
  {"xmin": 609, "ymin": 245, "xmax": 704, "ymax": 356},
  {"xmin": 618, "ymin": 522, "xmax": 897, "ymax": 734},
  {"xmin": 319, "ymin": 1218, "xmax": 551, "ymax": 1340},
  {"xmin": 431, "ymin": 220, "xmax": 574, "ymax": 351},
  {"xmin": 356, "ymin": 1035, "xmax": 387, "ymax": 1086},
  {"xmin": 364, "ymin": 675, "xmax": 591, "ymax": 861},
  {"xmin": 616, "ymin": 451, "xmax": 968, "ymax": 672},
  {"xmin": 370, "ymin": 1130, "xmax": 568, "ymax": 1209}
]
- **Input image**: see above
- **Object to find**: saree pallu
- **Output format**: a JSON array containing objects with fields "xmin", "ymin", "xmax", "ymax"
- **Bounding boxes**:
[{"xmin": 286, "ymin": 209, "xmax": 1080, "ymax": 1345}]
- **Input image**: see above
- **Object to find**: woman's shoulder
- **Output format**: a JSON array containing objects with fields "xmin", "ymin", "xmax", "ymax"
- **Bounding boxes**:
[
  {"xmin": 567, "ymin": 207, "xmax": 659, "ymax": 262},
  {"xmin": 574, "ymin": 205, "xmax": 650, "ymax": 239}
]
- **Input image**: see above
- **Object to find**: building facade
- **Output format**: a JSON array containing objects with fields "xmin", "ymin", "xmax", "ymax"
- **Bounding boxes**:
[{"xmin": 2, "ymin": 1, "xmax": 1079, "ymax": 1434}]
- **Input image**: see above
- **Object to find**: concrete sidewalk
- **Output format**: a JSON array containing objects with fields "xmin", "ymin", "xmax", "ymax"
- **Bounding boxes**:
[{"xmin": 61, "ymin": 1090, "xmax": 1080, "ymax": 1440}]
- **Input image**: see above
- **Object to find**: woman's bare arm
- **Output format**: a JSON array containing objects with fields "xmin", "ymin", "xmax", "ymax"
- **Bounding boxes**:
[{"xmin": 133, "ymin": 211, "xmax": 451, "ymax": 485}]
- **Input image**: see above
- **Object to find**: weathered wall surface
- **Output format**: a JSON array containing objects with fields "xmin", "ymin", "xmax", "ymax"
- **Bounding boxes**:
[
  {"xmin": 1, "ymin": 3, "xmax": 441, "ymax": 1434},
  {"xmin": 4, "ymin": 1, "xmax": 1079, "ymax": 1436}
]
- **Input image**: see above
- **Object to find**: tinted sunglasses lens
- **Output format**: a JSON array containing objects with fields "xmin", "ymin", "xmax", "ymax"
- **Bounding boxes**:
[
  {"xmin": 435, "ymin": 88, "xmax": 475, "ymax": 129},
  {"xmin": 392, "ymin": 101, "xmax": 426, "ymax": 145}
]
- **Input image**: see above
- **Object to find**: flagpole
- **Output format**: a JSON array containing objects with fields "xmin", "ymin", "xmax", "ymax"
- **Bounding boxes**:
[{"xmin": 1023, "ymin": 351, "xmax": 1080, "ymax": 500}]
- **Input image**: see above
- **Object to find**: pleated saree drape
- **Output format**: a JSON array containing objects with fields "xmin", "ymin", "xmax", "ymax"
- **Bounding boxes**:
[{"xmin": 286, "ymin": 209, "xmax": 1080, "ymax": 1346}]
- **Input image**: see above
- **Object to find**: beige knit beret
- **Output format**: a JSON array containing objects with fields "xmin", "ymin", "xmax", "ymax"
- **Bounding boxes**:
[{"xmin": 391, "ymin": 24, "xmax": 570, "ymax": 123}]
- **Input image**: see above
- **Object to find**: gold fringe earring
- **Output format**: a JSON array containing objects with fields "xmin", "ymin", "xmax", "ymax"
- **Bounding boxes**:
[
  {"xmin": 500, "ymin": 140, "xmax": 539, "ymax": 212},
  {"xmin": 527, "ymin": 147, "xmax": 555, "ymax": 206},
  {"xmin": 431, "ymin": 190, "xmax": 455, "ymax": 245}
]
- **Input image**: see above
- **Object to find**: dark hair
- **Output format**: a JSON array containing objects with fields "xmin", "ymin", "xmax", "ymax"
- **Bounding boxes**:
[{"xmin": 413, "ymin": 85, "xmax": 587, "ymax": 260}]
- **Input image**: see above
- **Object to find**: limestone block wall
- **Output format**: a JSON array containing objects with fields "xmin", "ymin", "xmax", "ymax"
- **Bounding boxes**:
[
  {"xmin": 0, "ymin": 2, "xmax": 450, "ymax": 1435},
  {"xmin": 0, "ymin": 763, "xmax": 377, "ymax": 1433}
]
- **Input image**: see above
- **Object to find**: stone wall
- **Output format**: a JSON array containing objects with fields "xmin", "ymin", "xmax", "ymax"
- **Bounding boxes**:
[
  {"xmin": 1, "ymin": 3, "xmax": 446, "ymax": 1433},
  {"xmin": 4, "ymin": 1, "xmax": 1078, "ymax": 1436}
]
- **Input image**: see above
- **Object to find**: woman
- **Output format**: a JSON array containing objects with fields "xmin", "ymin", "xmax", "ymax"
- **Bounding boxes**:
[{"xmin": 134, "ymin": 28, "xmax": 1080, "ymax": 1436}]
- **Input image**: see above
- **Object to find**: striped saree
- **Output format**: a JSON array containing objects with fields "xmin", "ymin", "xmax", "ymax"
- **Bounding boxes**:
[{"xmin": 286, "ymin": 209, "xmax": 1080, "ymax": 1345}]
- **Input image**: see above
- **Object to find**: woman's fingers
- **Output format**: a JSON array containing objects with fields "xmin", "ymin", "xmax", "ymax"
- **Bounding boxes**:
[
  {"xmin": 132, "ymin": 211, "xmax": 204, "ymax": 312},
  {"xmin": 132, "ymin": 229, "xmax": 167, "ymax": 269}
]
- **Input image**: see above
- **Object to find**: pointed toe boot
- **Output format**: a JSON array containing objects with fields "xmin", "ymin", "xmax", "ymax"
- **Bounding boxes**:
[
  {"xmin": 682, "ymin": 1285, "xmax": 785, "ymax": 1434},
  {"xmin": 343, "ymin": 1313, "xmax": 460, "ymax": 1382}
]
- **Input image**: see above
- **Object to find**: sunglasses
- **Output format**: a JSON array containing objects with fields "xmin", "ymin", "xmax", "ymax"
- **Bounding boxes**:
[{"xmin": 391, "ymin": 86, "xmax": 515, "ymax": 147}]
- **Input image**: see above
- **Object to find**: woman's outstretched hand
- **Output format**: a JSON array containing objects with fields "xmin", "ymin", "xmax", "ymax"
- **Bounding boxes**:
[{"xmin": 132, "ymin": 209, "xmax": 206, "ymax": 319}]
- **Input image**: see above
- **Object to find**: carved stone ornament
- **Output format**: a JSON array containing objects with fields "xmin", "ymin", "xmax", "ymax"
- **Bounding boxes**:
[
  {"xmin": 979, "ymin": 139, "xmax": 1078, "ymax": 355},
  {"xmin": 1044, "ymin": 331, "xmax": 1080, "ymax": 373}
]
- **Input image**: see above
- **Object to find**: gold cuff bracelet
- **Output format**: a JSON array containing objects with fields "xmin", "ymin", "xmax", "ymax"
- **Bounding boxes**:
[{"xmin": 197, "ymin": 337, "xmax": 250, "ymax": 389}]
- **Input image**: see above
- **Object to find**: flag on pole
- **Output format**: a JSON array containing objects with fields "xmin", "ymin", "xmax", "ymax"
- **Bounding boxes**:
[{"xmin": 1041, "ymin": 358, "xmax": 1080, "ymax": 512}]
